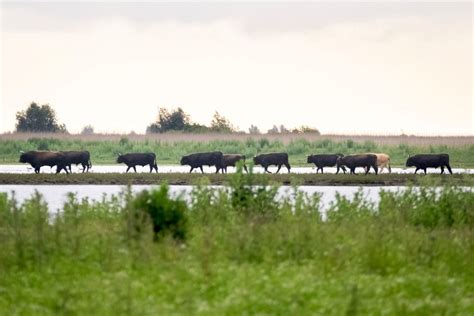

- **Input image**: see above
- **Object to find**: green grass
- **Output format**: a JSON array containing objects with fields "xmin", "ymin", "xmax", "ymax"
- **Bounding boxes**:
[
  {"xmin": 0, "ymin": 172, "xmax": 473, "ymax": 186},
  {"xmin": 0, "ymin": 171, "xmax": 473, "ymax": 314},
  {"xmin": 1, "ymin": 137, "xmax": 473, "ymax": 167}
]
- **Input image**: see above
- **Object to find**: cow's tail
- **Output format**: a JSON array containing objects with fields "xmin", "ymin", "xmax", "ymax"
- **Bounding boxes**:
[
  {"xmin": 388, "ymin": 158, "xmax": 391, "ymax": 173},
  {"xmin": 154, "ymin": 156, "xmax": 158, "ymax": 172}
]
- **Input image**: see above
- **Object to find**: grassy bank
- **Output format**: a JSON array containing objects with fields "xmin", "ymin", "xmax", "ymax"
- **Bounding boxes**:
[
  {"xmin": 0, "ymin": 175, "xmax": 473, "ymax": 314},
  {"xmin": 0, "ymin": 172, "xmax": 473, "ymax": 186},
  {"xmin": 1, "ymin": 135, "xmax": 473, "ymax": 167}
]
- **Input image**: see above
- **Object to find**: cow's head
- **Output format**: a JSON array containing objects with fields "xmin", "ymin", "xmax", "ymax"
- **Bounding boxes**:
[
  {"xmin": 306, "ymin": 155, "xmax": 314, "ymax": 163},
  {"xmin": 180, "ymin": 155, "xmax": 188, "ymax": 165},
  {"xmin": 253, "ymin": 155, "xmax": 262, "ymax": 165},
  {"xmin": 19, "ymin": 151, "xmax": 29, "ymax": 163},
  {"xmin": 116, "ymin": 153, "xmax": 124, "ymax": 164},
  {"xmin": 336, "ymin": 156, "xmax": 345, "ymax": 167},
  {"xmin": 405, "ymin": 156, "xmax": 415, "ymax": 167}
]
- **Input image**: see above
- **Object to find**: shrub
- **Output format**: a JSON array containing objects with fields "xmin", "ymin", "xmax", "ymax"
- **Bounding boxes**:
[{"xmin": 133, "ymin": 184, "xmax": 188, "ymax": 241}]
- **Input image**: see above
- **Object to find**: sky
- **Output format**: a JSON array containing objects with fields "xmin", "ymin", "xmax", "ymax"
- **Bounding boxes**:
[{"xmin": 1, "ymin": 1, "xmax": 472, "ymax": 135}]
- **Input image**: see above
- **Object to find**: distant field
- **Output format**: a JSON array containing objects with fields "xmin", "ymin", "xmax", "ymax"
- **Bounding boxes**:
[{"xmin": 1, "ymin": 133, "xmax": 473, "ymax": 167}]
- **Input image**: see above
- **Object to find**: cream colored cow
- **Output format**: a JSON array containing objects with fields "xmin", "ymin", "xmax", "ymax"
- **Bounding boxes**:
[{"xmin": 365, "ymin": 153, "xmax": 391, "ymax": 174}]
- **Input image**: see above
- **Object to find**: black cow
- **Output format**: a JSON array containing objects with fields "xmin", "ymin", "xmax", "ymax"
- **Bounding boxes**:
[
  {"xmin": 62, "ymin": 151, "xmax": 91, "ymax": 173},
  {"xmin": 180, "ymin": 151, "xmax": 224, "ymax": 173},
  {"xmin": 223, "ymin": 154, "xmax": 248, "ymax": 173},
  {"xmin": 336, "ymin": 154, "xmax": 378, "ymax": 175},
  {"xmin": 117, "ymin": 153, "xmax": 158, "ymax": 173},
  {"xmin": 307, "ymin": 154, "xmax": 346, "ymax": 174},
  {"xmin": 405, "ymin": 154, "xmax": 452, "ymax": 174},
  {"xmin": 253, "ymin": 152, "xmax": 291, "ymax": 173},
  {"xmin": 19, "ymin": 151, "xmax": 69, "ymax": 174}
]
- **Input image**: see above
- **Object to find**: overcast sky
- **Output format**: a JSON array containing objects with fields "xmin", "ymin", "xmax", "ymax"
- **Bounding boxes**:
[{"xmin": 1, "ymin": 1, "xmax": 472, "ymax": 135}]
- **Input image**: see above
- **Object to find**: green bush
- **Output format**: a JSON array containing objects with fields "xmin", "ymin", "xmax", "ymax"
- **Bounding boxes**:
[{"xmin": 132, "ymin": 184, "xmax": 188, "ymax": 241}]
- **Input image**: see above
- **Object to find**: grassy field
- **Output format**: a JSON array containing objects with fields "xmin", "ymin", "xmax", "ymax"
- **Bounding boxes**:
[
  {"xmin": 1, "ymin": 133, "xmax": 473, "ymax": 167},
  {"xmin": 0, "ymin": 173, "xmax": 473, "ymax": 314},
  {"xmin": 0, "ymin": 172, "xmax": 473, "ymax": 186}
]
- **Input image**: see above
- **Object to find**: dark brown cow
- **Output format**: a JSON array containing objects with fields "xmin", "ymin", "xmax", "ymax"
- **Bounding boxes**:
[
  {"xmin": 117, "ymin": 153, "xmax": 158, "ymax": 173},
  {"xmin": 62, "ymin": 151, "xmax": 91, "ymax": 173},
  {"xmin": 222, "ymin": 154, "xmax": 248, "ymax": 173},
  {"xmin": 336, "ymin": 154, "xmax": 378, "ymax": 175},
  {"xmin": 405, "ymin": 154, "xmax": 452, "ymax": 174},
  {"xmin": 180, "ymin": 151, "xmax": 224, "ymax": 174},
  {"xmin": 307, "ymin": 153, "xmax": 346, "ymax": 174},
  {"xmin": 253, "ymin": 152, "xmax": 291, "ymax": 173},
  {"xmin": 19, "ymin": 151, "xmax": 69, "ymax": 174}
]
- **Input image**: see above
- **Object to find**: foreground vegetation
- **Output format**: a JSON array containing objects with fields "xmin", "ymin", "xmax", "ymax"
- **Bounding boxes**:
[
  {"xmin": 1, "ymin": 172, "xmax": 473, "ymax": 186},
  {"xmin": 0, "ymin": 171, "xmax": 473, "ymax": 314},
  {"xmin": 1, "ymin": 136, "xmax": 474, "ymax": 167}
]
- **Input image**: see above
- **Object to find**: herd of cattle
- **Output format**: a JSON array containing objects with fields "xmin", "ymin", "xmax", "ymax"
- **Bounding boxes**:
[{"xmin": 18, "ymin": 150, "xmax": 454, "ymax": 175}]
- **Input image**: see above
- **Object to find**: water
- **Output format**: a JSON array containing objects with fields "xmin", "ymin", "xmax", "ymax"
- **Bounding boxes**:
[
  {"xmin": 0, "ymin": 184, "xmax": 405, "ymax": 213},
  {"xmin": 1, "ymin": 164, "xmax": 473, "ymax": 174}
]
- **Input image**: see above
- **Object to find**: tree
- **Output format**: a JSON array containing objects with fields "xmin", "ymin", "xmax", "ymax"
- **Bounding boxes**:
[
  {"xmin": 80, "ymin": 125, "xmax": 94, "ymax": 135},
  {"xmin": 267, "ymin": 125, "xmax": 279, "ymax": 134},
  {"xmin": 210, "ymin": 111, "xmax": 235, "ymax": 133},
  {"xmin": 146, "ymin": 107, "xmax": 191, "ymax": 133},
  {"xmin": 279, "ymin": 125, "xmax": 290, "ymax": 134},
  {"xmin": 16, "ymin": 102, "xmax": 67, "ymax": 133},
  {"xmin": 248, "ymin": 124, "xmax": 261, "ymax": 134},
  {"xmin": 292, "ymin": 125, "xmax": 321, "ymax": 135}
]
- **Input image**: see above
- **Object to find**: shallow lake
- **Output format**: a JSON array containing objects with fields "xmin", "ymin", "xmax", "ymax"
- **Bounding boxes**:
[
  {"xmin": 0, "ymin": 184, "xmax": 409, "ymax": 214},
  {"xmin": 1, "ymin": 164, "xmax": 473, "ymax": 174}
]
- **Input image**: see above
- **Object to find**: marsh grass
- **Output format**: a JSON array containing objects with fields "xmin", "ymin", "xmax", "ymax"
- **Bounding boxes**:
[{"xmin": 0, "ymin": 170, "xmax": 473, "ymax": 314}]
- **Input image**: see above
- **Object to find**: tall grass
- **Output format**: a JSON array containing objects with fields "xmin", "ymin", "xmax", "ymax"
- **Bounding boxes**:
[
  {"xmin": 0, "ymin": 173, "xmax": 473, "ymax": 314},
  {"xmin": 1, "ymin": 136, "xmax": 473, "ymax": 167}
]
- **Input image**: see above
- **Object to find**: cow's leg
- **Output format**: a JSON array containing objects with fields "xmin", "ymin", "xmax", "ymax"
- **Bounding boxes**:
[
  {"xmin": 133, "ymin": 166, "xmax": 137, "ymax": 173},
  {"xmin": 424, "ymin": 168, "xmax": 427, "ymax": 175},
  {"xmin": 321, "ymin": 167, "xmax": 324, "ymax": 174},
  {"xmin": 446, "ymin": 164, "xmax": 453, "ymax": 175},
  {"xmin": 243, "ymin": 165, "xmax": 248, "ymax": 173},
  {"xmin": 264, "ymin": 166, "xmax": 272, "ymax": 174},
  {"xmin": 189, "ymin": 167, "xmax": 194, "ymax": 173},
  {"xmin": 200, "ymin": 166, "xmax": 204, "ymax": 174},
  {"xmin": 275, "ymin": 165, "xmax": 282, "ymax": 174},
  {"xmin": 35, "ymin": 167, "xmax": 40, "ymax": 174},
  {"xmin": 374, "ymin": 165, "xmax": 378, "ymax": 175},
  {"xmin": 365, "ymin": 166, "xmax": 370, "ymax": 175},
  {"xmin": 126, "ymin": 166, "xmax": 131, "ymax": 173},
  {"xmin": 440, "ymin": 166, "xmax": 445, "ymax": 174},
  {"xmin": 379, "ymin": 166, "xmax": 384, "ymax": 174}
]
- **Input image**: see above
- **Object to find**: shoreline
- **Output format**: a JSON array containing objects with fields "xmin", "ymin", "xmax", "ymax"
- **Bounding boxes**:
[{"xmin": 0, "ymin": 173, "xmax": 472, "ymax": 186}]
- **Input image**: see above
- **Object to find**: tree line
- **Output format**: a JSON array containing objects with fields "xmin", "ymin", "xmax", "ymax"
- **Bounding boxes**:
[{"xmin": 13, "ymin": 102, "xmax": 320, "ymax": 135}]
